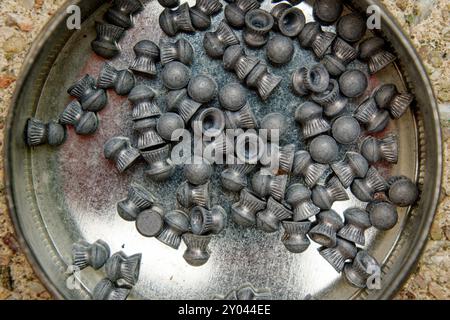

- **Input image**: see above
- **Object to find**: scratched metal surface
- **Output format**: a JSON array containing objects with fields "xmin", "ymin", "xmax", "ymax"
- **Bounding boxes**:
[{"xmin": 26, "ymin": 0, "xmax": 417, "ymax": 299}]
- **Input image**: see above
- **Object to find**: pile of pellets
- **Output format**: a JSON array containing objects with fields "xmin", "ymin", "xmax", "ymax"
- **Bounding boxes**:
[{"xmin": 25, "ymin": 0, "xmax": 420, "ymax": 300}]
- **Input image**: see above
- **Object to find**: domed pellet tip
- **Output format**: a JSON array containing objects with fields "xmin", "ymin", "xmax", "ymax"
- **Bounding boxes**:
[
  {"xmin": 224, "ymin": 103, "xmax": 258, "ymax": 129},
  {"xmin": 331, "ymin": 151, "xmax": 369, "ymax": 188},
  {"xmin": 59, "ymin": 100, "xmax": 98, "ymax": 135},
  {"xmin": 351, "ymin": 166, "xmax": 388, "ymax": 202},
  {"xmin": 292, "ymin": 150, "xmax": 329, "ymax": 188},
  {"xmin": 157, "ymin": 112, "xmax": 185, "ymax": 141},
  {"xmin": 311, "ymin": 79, "xmax": 348, "ymax": 117},
  {"xmin": 157, "ymin": 210, "xmax": 190, "ymax": 249},
  {"xmin": 159, "ymin": 3, "xmax": 195, "ymax": 36},
  {"xmin": 322, "ymin": 38, "xmax": 358, "ymax": 77},
  {"xmin": 367, "ymin": 200, "xmax": 398, "ymax": 231},
  {"xmin": 93, "ymin": 278, "xmax": 130, "ymax": 300},
  {"xmin": 243, "ymin": 9, "xmax": 274, "ymax": 48},
  {"xmin": 104, "ymin": 136, "xmax": 140, "ymax": 173},
  {"xmin": 190, "ymin": 0, "xmax": 223, "ymax": 30},
  {"xmin": 266, "ymin": 35, "xmax": 294, "ymax": 65},
  {"xmin": 25, "ymin": 118, "xmax": 66, "ymax": 147},
  {"xmin": 294, "ymin": 101, "xmax": 330, "ymax": 139},
  {"xmin": 158, "ymin": 0, "xmax": 180, "ymax": 8},
  {"xmin": 136, "ymin": 206, "xmax": 165, "ymax": 238},
  {"xmin": 281, "ymin": 221, "xmax": 311, "ymax": 253},
  {"xmin": 298, "ymin": 22, "xmax": 336, "ymax": 58},
  {"xmin": 292, "ymin": 64, "xmax": 330, "ymax": 97},
  {"xmin": 105, "ymin": 0, "xmax": 144, "ymax": 29},
  {"xmin": 184, "ymin": 157, "xmax": 213, "ymax": 186},
  {"xmin": 160, "ymin": 38, "xmax": 194, "ymax": 66},
  {"xmin": 182, "ymin": 233, "xmax": 212, "ymax": 267},
  {"xmin": 162, "ymin": 61, "xmax": 191, "ymax": 90},
  {"xmin": 374, "ymin": 84, "xmax": 413, "ymax": 119},
  {"xmin": 224, "ymin": 0, "xmax": 260, "ymax": 29},
  {"xmin": 133, "ymin": 118, "xmax": 165, "ymax": 151},
  {"xmin": 97, "ymin": 62, "xmax": 135, "ymax": 96},
  {"xmin": 167, "ymin": 89, "xmax": 202, "ymax": 123},
  {"xmin": 177, "ymin": 181, "xmax": 211, "ymax": 209},
  {"xmin": 246, "ymin": 62, "xmax": 282, "ymax": 101},
  {"xmin": 308, "ymin": 209, "xmax": 344, "ymax": 247},
  {"xmin": 359, "ymin": 37, "xmax": 397, "ymax": 74},
  {"xmin": 318, "ymin": 238, "xmax": 357, "ymax": 272},
  {"xmin": 256, "ymin": 197, "xmax": 293, "ymax": 233},
  {"xmin": 72, "ymin": 239, "xmax": 110, "ymax": 270},
  {"xmin": 309, "ymin": 135, "xmax": 339, "ymax": 165},
  {"xmin": 360, "ymin": 134, "xmax": 398, "ymax": 164},
  {"xmin": 219, "ymin": 82, "xmax": 247, "ymax": 111},
  {"xmin": 130, "ymin": 40, "xmax": 160, "ymax": 76},
  {"xmin": 231, "ymin": 188, "xmax": 266, "ymax": 227},
  {"xmin": 331, "ymin": 115, "xmax": 360, "ymax": 145},
  {"xmin": 223, "ymin": 45, "xmax": 259, "ymax": 81},
  {"xmin": 388, "ymin": 176, "xmax": 419, "ymax": 207},
  {"xmin": 338, "ymin": 207, "xmax": 371, "ymax": 246},
  {"xmin": 251, "ymin": 170, "xmax": 288, "ymax": 202},
  {"xmin": 344, "ymin": 250, "xmax": 380, "ymax": 288},
  {"xmin": 91, "ymin": 22, "xmax": 124, "ymax": 59},
  {"xmin": 105, "ymin": 251, "xmax": 142, "ymax": 286},
  {"xmin": 313, "ymin": 0, "xmax": 343, "ymax": 25},
  {"xmin": 336, "ymin": 13, "xmax": 367, "ymax": 43},
  {"xmin": 117, "ymin": 183, "xmax": 156, "ymax": 221},
  {"xmin": 312, "ymin": 176, "xmax": 349, "ymax": 210},
  {"xmin": 355, "ymin": 97, "xmax": 390, "ymax": 133},
  {"xmin": 260, "ymin": 113, "xmax": 287, "ymax": 142},
  {"xmin": 141, "ymin": 144, "xmax": 175, "ymax": 182},
  {"xmin": 221, "ymin": 163, "xmax": 256, "ymax": 192},
  {"xmin": 67, "ymin": 74, "xmax": 107, "ymax": 112},
  {"xmin": 339, "ymin": 69, "xmax": 368, "ymax": 98},
  {"xmin": 271, "ymin": 3, "xmax": 305, "ymax": 38},
  {"xmin": 191, "ymin": 205, "xmax": 227, "ymax": 235},
  {"xmin": 260, "ymin": 143, "xmax": 295, "ymax": 175},
  {"xmin": 286, "ymin": 183, "xmax": 320, "ymax": 221},
  {"xmin": 188, "ymin": 74, "xmax": 218, "ymax": 103},
  {"xmin": 129, "ymin": 85, "xmax": 161, "ymax": 120},
  {"xmin": 203, "ymin": 20, "xmax": 240, "ymax": 59}
]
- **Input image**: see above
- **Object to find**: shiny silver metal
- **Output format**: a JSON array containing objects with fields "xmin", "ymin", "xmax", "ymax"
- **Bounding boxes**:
[
  {"xmin": 308, "ymin": 209, "xmax": 344, "ymax": 247},
  {"xmin": 92, "ymin": 278, "xmax": 130, "ymax": 300},
  {"xmin": 5, "ymin": 0, "xmax": 443, "ymax": 300},
  {"xmin": 231, "ymin": 188, "xmax": 266, "ymax": 227},
  {"xmin": 141, "ymin": 144, "xmax": 175, "ymax": 181},
  {"xmin": 318, "ymin": 238, "xmax": 357, "ymax": 272},
  {"xmin": 281, "ymin": 221, "xmax": 311, "ymax": 253},
  {"xmin": 190, "ymin": 205, "xmax": 227, "ymax": 235},
  {"xmin": 256, "ymin": 197, "xmax": 293, "ymax": 233},
  {"xmin": 177, "ymin": 181, "xmax": 211, "ymax": 209},
  {"xmin": 157, "ymin": 210, "xmax": 190, "ymax": 249},
  {"xmin": 344, "ymin": 250, "xmax": 380, "ymax": 289},
  {"xmin": 117, "ymin": 183, "xmax": 156, "ymax": 221},
  {"xmin": 105, "ymin": 251, "xmax": 142, "ymax": 286},
  {"xmin": 182, "ymin": 233, "xmax": 213, "ymax": 266}
]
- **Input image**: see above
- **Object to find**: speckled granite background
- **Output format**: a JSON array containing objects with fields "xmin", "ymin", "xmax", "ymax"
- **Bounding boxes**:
[{"xmin": 0, "ymin": 0, "xmax": 448, "ymax": 300}]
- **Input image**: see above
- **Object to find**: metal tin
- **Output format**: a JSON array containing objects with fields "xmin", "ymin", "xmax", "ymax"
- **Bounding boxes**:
[{"xmin": 4, "ymin": 0, "xmax": 442, "ymax": 300}]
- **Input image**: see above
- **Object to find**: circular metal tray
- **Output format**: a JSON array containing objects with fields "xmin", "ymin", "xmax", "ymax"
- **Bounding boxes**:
[{"xmin": 4, "ymin": 0, "xmax": 442, "ymax": 300}]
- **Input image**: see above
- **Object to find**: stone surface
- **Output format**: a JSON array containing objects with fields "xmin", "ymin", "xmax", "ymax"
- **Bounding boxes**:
[{"xmin": 0, "ymin": 0, "xmax": 448, "ymax": 300}]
